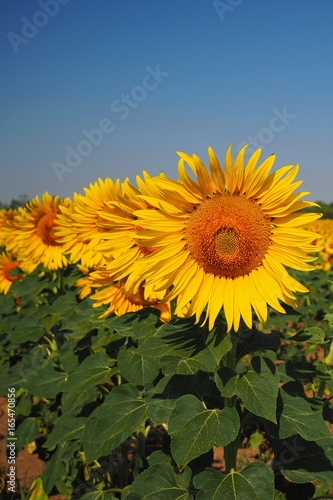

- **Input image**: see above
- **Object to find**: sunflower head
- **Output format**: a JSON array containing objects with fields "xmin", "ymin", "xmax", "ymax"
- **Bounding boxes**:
[
  {"xmin": 131, "ymin": 145, "xmax": 323, "ymax": 331},
  {"xmin": 11, "ymin": 192, "xmax": 71, "ymax": 270}
]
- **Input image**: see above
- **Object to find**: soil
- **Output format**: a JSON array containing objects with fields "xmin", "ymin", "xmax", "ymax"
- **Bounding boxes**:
[{"xmin": 0, "ymin": 396, "xmax": 64, "ymax": 498}]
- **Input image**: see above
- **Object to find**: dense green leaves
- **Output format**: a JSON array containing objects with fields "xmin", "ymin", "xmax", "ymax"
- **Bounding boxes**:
[
  {"xmin": 83, "ymin": 384, "xmax": 148, "ymax": 463},
  {"xmin": 117, "ymin": 345, "xmax": 160, "ymax": 385},
  {"xmin": 194, "ymin": 462, "xmax": 275, "ymax": 499},
  {"xmin": 2, "ymin": 264, "xmax": 333, "ymax": 497},
  {"xmin": 277, "ymin": 386, "xmax": 332, "ymax": 440},
  {"xmin": 63, "ymin": 352, "xmax": 114, "ymax": 392},
  {"xmin": 169, "ymin": 394, "xmax": 240, "ymax": 468},
  {"xmin": 274, "ymin": 435, "xmax": 333, "ymax": 483},
  {"xmin": 44, "ymin": 416, "xmax": 87, "ymax": 449},
  {"xmin": 237, "ymin": 356, "xmax": 279, "ymax": 422},
  {"xmin": 122, "ymin": 462, "xmax": 192, "ymax": 499}
]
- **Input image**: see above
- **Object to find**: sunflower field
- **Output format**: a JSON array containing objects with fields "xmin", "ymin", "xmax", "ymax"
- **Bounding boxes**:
[{"xmin": 1, "ymin": 146, "xmax": 333, "ymax": 499}]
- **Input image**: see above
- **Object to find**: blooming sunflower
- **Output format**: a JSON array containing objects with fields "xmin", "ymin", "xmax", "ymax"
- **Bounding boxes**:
[
  {"xmin": 89, "ymin": 267, "xmax": 170, "ymax": 321},
  {"xmin": 0, "ymin": 252, "xmax": 24, "ymax": 294},
  {"xmin": 0, "ymin": 208, "xmax": 19, "ymax": 248},
  {"xmin": 11, "ymin": 193, "xmax": 71, "ymax": 270},
  {"xmin": 93, "ymin": 172, "xmax": 167, "ymax": 287},
  {"xmin": 132, "ymin": 145, "xmax": 322, "ymax": 331},
  {"xmin": 304, "ymin": 218, "xmax": 333, "ymax": 272},
  {"xmin": 54, "ymin": 178, "xmax": 125, "ymax": 268}
]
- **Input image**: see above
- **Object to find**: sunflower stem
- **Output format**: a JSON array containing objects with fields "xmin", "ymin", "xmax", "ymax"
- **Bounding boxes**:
[{"xmin": 223, "ymin": 331, "xmax": 240, "ymax": 474}]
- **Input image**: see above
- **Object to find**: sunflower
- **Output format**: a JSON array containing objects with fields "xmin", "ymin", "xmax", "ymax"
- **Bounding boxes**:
[
  {"xmin": 0, "ymin": 208, "xmax": 19, "ymax": 248},
  {"xmin": 89, "ymin": 267, "xmax": 170, "ymax": 321},
  {"xmin": 54, "ymin": 178, "xmax": 125, "ymax": 268},
  {"xmin": 0, "ymin": 252, "xmax": 24, "ymax": 294},
  {"xmin": 304, "ymin": 218, "xmax": 333, "ymax": 271},
  {"xmin": 132, "ymin": 145, "xmax": 322, "ymax": 331},
  {"xmin": 11, "ymin": 193, "xmax": 71, "ymax": 270},
  {"xmin": 93, "ymin": 173, "xmax": 166, "ymax": 287}
]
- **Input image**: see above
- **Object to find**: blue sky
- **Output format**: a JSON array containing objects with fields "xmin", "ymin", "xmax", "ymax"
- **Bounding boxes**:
[{"xmin": 1, "ymin": 0, "xmax": 332, "ymax": 205}]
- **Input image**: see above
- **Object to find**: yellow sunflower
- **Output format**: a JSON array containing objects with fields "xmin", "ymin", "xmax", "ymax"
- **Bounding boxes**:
[
  {"xmin": 132, "ymin": 145, "xmax": 322, "ymax": 332},
  {"xmin": 304, "ymin": 218, "xmax": 333, "ymax": 271},
  {"xmin": 0, "ymin": 208, "xmax": 19, "ymax": 248},
  {"xmin": 93, "ymin": 173, "xmax": 167, "ymax": 288},
  {"xmin": 11, "ymin": 193, "xmax": 71, "ymax": 270},
  {"xmin": 0, "ymin": 252, "xmax": 24, "ymax": 294},
  {"xmin": 54, "ymin": 178, "xmax": 125, "ymax": 268},
  {"xmin": 89, "ymin": 266, "xmax": 170, "ymax": 321}
]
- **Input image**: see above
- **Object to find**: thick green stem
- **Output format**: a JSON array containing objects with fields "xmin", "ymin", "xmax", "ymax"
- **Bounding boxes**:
[
  {"xmin": 223, "ymin": 332, "xmax": 240, "ymax": 473},
  {"xmin": 318, "ymin": 339, "xmax": 333, "ymax": 399}
]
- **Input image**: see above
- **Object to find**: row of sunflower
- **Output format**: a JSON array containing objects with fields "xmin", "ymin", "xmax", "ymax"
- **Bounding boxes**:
[
  {"xmin": 304, "ymin": 218, "xmax": 333, "ymax": 272},
  {"xmin": 0, "ymin": 145, "xmax": 329, "ymax": 331}
]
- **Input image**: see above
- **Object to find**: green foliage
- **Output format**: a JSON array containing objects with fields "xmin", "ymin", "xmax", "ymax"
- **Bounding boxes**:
[{"xmin": 1, "ymin": 264, "xmax": 333, "ymax": 498}]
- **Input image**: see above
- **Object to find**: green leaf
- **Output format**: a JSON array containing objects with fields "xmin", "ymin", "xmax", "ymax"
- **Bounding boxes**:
[
  {"xmin": 122, "ymin": 462, "xmax": 191, "ymax": 499},
  {"xmin": 249, "ymin": 431, "xmax": 264, "ymax": 449},
  {"xmin": 194, "ymin": 462, "xmax": 275, "ymax": 499},
  {"xmin": 278, "ymin": 387, "xmax": 332, "ymax": 440},
  {"xmin": 145, "ymin": 373, "xmax": 222, "ymax": 424},
  {"xmin": 288, "ymin": 327, "xmax": 327, "ymax": 344},
  {"xmin": 29, "ymin": 477, "xmax": 48, "ymax": 500},
  {"xmin": 205, "ymin": 323, "xmax": 233, "ymax": 364},
  {"xmin": 135, "ymin": 319, "xmax": 206, "ymax": 360},
  {"xmin": 106, "ymin": 312, "xmax": 138, "ymax": 337},
  {"xmin": 10, "ymin": 271, "xmax": 49, "ymax": 301},
  {"xmin": 43, "ymin": 416, "xmax": 87, "ymax": 449},
  {"xmin": 285, "ymin": 360, "xmax": 316, "ymax": 382},
  {"xmin": 16, "ymin": 417, "xmax": 38, "ymax": 451},
  {"xmin": 61, "ymin": 299, "xmax": 108, "ymax": 338},
  {"xmin": 0, "ymin": 293, "xmax": 16, "ymax": 315},
  {"xmin": 59, "ymin": 339, "xmax": 80, "ymax": 374},
  {"xmin": 237, "ymin": 356, "xmax": 279, "ymax": 423},
  {"xmin": 25, "ymin": 362, "xmax": 66, "ymax": 398},
  {"xmin": 41, "ymin": 442, "xmax": 68, "ymax": 494},
  {"xmin": 131, "ymin": 309, "xmax": 165, "ymax": 339},
  {"xmin": 169, "ymin": 394, "xmax": 240, "ymax": 468},
  {"xmin": 273, "ymin": 435, "xmax": 333, "ymax": 483},
  {"xmin": 6, "ymin": 311, "xmax": 47, "ymax": 345},
  {"xmin": 117, "ymin": 345, "xmax": 160, "ymax": 385},
  {"xmin": 44, "ymin": 291, "xmax": 78, "ymax": 322},
  {"xmin": 237, "ymin": 327, "xmax": 281, "ymax": 359},
  {"xmin": 83, "ymin": 384, "xmax": 148, "ymax": 463},
  {"xmin": 193, "ymin": 468, "xmax": 225, "ymax": 498},
  {"xmin": 79, "ymin": 493, "xmax": 115, "ymax": 500},
  {"xmin": 64, "ymin": 352, "xmax": 113, "ymax": 392},
  {"xmin": 215, "ymin": 368, "xmax": 238, "ymax": 398},
  {"xmin": 61, "ymin": 386, "xmax": 100, "ymax": 416},
  {"xmin": 161, "ymin": 351, "xmax": 215, "ymax": 376}
]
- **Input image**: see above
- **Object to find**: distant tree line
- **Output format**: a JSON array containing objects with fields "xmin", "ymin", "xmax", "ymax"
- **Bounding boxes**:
[
  {"xmin": 303, "ymin": 201, "xmax": 333, "ymax": 219},
  {"xmin": 0, "ymin": 195, "xmax": 30, "ymax": 209}
]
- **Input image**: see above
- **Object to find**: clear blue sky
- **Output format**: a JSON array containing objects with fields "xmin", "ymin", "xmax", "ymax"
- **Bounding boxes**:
[{"xmin": 1, "ymin": 0, "xmax": 332, "ymax": 204}]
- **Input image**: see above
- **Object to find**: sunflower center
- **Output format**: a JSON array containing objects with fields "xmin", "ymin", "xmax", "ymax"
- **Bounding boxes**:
[
  {"xmin": 185, "ymin": 194, "xmax": 271, "ymax": 278},
  {"xmin": 215, "ymin": 229, "xmax": 239, "ymax": 256},
  {"xmin": 35, "ymin": 212, "xmax": 59, "ymax": 246}
]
